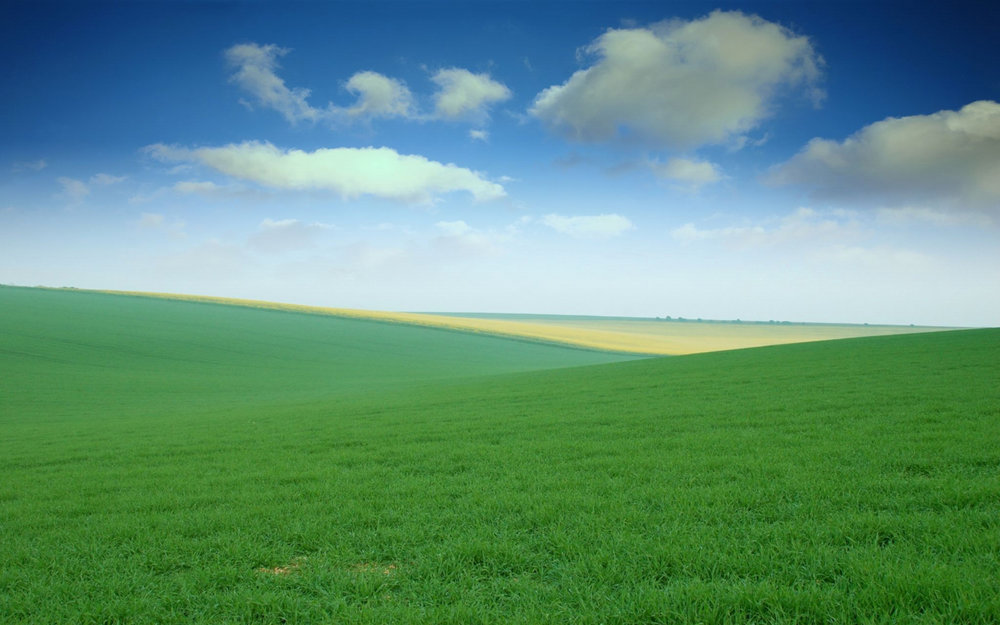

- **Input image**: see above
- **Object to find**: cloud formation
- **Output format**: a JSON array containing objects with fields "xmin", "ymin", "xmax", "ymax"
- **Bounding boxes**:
[
  {"xmin": 431, "ymin": 68, "xmax": 511, "ymax": 120},
  {"xmin": 226, "ymin": 43, "xmax": 321, "ymax": 123},
  {"xmin": 768, "ymin": 100, "xmax": 1000, "ymax": 213},
  {"xmin": 225, "ymin": 43, "xmax": 508, "ymax": 127},
  {"xmin": 531, "ymin": 10, "xmax": 822, "ymax": 148},
  {"xmin": 651, "ymin": 158, "xmax": 722, "ymax": 188},
  {"xmin": 542, "ymin": 213, "xmax": 634, "ymax": 238},
  {"xmin": 344, "ymin": 71, "xmax": 415, "ymax": 119},
  {"xmin": 146, "ymin": 141, "xmax": 505, "ymax": 203}
]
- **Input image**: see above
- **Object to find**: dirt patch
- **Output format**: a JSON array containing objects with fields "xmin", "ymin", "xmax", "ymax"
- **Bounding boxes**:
[
  {"xmin": 352, "ymin": 562, "xmax": 397, "ymax": 576},
  {"xmin": 257, "ymin": 556, "xmax": 306, "ymax": 575}
]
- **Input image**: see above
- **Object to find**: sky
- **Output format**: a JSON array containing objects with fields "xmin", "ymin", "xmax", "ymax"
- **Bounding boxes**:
[{"xmin": 2, "ymin": 1, "xmax": 998, "ymax": 326}]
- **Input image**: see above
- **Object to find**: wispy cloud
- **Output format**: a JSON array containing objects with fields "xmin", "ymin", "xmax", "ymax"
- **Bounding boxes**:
[
  {"xmin": 531, "ymin": 10, "xmax": 822, "ymax": 148},
  {"xmin": 12, "ymin": 159, "xmax": 47, "ymax": 172},
  {"xmin": 225, "ymin": 43, "xmax": 509, "ymax": 128},
  {"xmin": 876, "ymin": 206, "xmax": 993, "ymax": 227},
  {"xmin": 541, "ymin": 213, "xmax": 634, "ymax": 238},
  {"xmin": 90, "ymin": 173, "xmax": 126, "ymax": 185},
  {"xmin": 249, "ymin": 218, "xmax": 335, "ymax": 254},
  {"xmin": 670, "ymin": 207, "xmax": 859, "ymax": 250},
  {"xmin": 138, "ymin": 212, "xmax": 186, "ymax": 239},
  {"xmin": 145, "ymin": 141, "xmax": 506, "ymax": 203},
  {"xmin": 432, "ymin": 220, "xmax": 502, "ymax": 256},
  {"xmin": 56, "ymin": 177, "xmax": 90, "ymax": 202},
  {"xmin": 225, "ymin": 43, "xmax": 323, "ymax": 124}
]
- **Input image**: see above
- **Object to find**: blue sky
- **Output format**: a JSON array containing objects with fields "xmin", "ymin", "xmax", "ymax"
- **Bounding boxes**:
[{"xmin": 2, "ymin": 1, "xmax": 998, "ymax": 325}]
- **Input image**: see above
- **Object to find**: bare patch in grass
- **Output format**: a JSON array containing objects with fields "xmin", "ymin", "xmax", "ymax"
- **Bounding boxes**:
[
  {"xmin": 352, "ymin": 562, "xmax": 397, "ymax": 576},
  {"xmin": 257, "ymin": 556, "xmax": 307, "ymax": 576}
]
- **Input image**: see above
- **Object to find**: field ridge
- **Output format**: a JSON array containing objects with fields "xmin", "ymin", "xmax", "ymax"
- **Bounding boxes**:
[{"xmin": 50, "ymin": 286, "xmax": 954, "ymax": 356}]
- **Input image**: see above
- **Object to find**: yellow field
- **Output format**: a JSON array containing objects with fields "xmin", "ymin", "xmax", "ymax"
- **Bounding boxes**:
[{"xmin": 85, "ymin": 289, "xmax": 950, "ymax": 355}]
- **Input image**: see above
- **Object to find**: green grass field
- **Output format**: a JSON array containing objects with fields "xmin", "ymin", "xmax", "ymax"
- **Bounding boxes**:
[{"xmin": 2, "ymin": 286, "xmax": 998, "ymax": 623}]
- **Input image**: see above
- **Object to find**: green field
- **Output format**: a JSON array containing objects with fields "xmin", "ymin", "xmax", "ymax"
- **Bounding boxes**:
[{"xmin": 2, "ymin": 286, "xmax": 998, "ymax": 623}]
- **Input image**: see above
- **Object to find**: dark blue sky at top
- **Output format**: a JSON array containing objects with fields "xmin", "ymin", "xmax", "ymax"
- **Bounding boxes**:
[{"xmin": 2, "ymin": 0, "xmax": 997, "ymax": 160}]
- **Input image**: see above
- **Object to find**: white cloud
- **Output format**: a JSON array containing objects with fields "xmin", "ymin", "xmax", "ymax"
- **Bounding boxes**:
[
  {"xmin": 225, "ymin": 43, "xmax": 321, "ymax": 123},
  {"xmin": 344, "ymin": 71, "xmax": 414, "ymax": 119},
  {"xmin": 469, "ymin": 129, "xmax": 489, "ymax": 142},
  {"xmin": 531, "ymin": 10, "xmax": 822, "ymax": 148},
  {"xmin": 90, "ymin": 173, "xmax": 126, "ymax": 185},
  {"xmin": 57, "ymin": 177, "xmax": 89, "ymax": 202},
  {"xmin": 226, "ymin": 43, "xmax": 515, "ymax": 129},
  {"xmin": 431, "ymin": 68, "xmax": 511, "ymax": 120},
  {"xmin": 651, "ymin": 157, "xmax": 722, "ymax": 188},
  {"xmin": 768, "ymin": 100, "xmax": 1000, "ymax": 215},
  {"xmin": 541, "ymin": 213, "xmax": 634, "ymax": 238},
  {"xmin": 146, "ymin": 141, "xmax": 505, "ymax": 203}
]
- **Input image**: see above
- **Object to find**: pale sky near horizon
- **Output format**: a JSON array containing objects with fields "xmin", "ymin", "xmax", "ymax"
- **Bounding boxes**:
[{"xmin": 2, "ymin": 1, "xmax": 998, "ymax": 326}]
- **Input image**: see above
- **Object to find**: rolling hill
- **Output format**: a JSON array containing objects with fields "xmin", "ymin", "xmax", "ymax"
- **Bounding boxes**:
[{"xmin": 1, "ymin": 285, "xmax": 997, "ymax": 623}]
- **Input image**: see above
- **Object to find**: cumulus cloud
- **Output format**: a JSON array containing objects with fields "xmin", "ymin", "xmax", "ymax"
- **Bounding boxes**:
[
  {"xmin": 531, "ymin": 10, "xmax": 822, "ymax": 148},
  {"xmin": 768, "ymin": 100, "xmax": 1000, "ymax": 214},
  {"xmin": 431, "ymin": 68, "xmax": 511, "ymax": 120},
  {"xmin": 541, "ymin": 213, "xmax": 634, "ymax": 238},
  {"xmin": 650, "ymin": 157, "xmax": 722, "ymax": 188},
  {"xmin": 145, "ymin": 141, "xmax": 505, "ymax": 203},
  {"xmin": 469, "ymin": 129, "xmax": 489, "ymax": 142},
  {"xmin": 344, "ymin": 71, "xmax": 415, "ymax": 119}
]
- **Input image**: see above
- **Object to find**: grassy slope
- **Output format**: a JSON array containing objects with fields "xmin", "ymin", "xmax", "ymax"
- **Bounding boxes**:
[
  {"xmin": 2, "ymin": 286, "xmax": 998, "ymax": 623},
  {"xmin": 0, "ymin": 286, "xmax": 638, "ymax": 422}
]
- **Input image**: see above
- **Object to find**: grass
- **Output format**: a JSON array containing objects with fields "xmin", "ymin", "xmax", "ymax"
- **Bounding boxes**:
[
  {"xmin": 2, "ymin": 286, "xmax": 998, "ymax": 623},
  {"xmin": 83, "ymin": 288, "xmax": 947, "ymax": 355}
]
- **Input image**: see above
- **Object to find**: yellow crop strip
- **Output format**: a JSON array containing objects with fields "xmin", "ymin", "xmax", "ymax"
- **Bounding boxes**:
[{"xmin": 83, "ymin": 289, "xmax": 950, "ymax": 356}]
